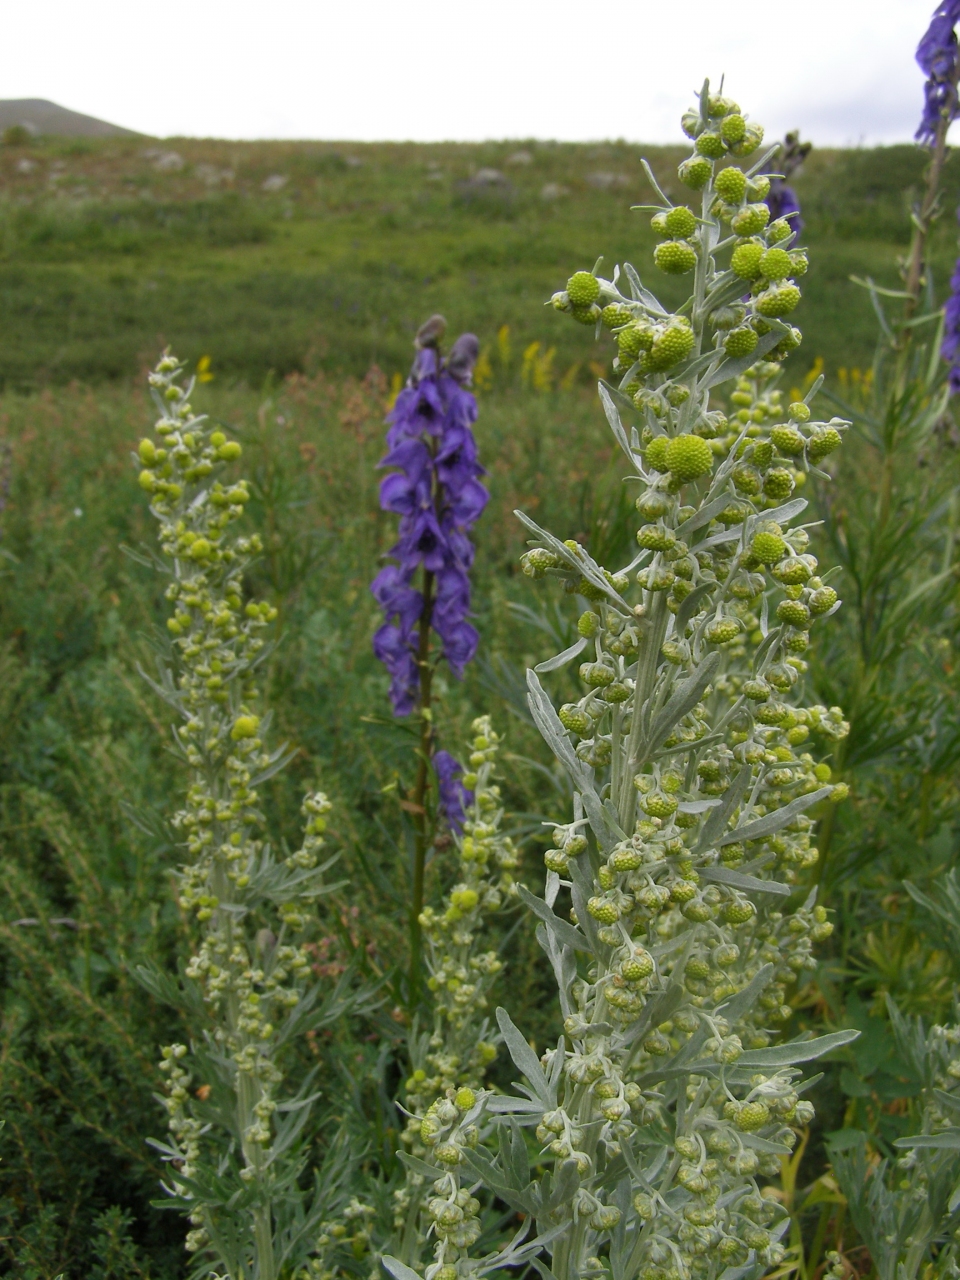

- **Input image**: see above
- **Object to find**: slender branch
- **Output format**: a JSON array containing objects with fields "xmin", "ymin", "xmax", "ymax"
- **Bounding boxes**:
[{"xmin": 903, "ymin": 61, "xmax": 960, "ymax": 324}]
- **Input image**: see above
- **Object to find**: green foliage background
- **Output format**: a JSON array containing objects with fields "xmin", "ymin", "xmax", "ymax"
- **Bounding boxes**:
[{"xmin": 0, "ymin": 133, "xmax": 957, "ymax": 1277}]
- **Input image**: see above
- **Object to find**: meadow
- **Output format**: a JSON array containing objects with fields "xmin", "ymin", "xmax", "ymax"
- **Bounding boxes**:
[{"xmin": 0, "ymin": 129, "xmax": 958, "ymax": 1279}]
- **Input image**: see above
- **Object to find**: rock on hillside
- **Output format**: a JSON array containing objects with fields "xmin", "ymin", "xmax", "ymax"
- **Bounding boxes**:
[{"xmin": 0, "ymin": 99, "xmax": 139, "ymax": 138}]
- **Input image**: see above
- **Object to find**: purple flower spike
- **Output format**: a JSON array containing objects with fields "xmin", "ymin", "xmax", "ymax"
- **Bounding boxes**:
[
  {"xmin": 433, "ymin": 750, "xmax": 474, "ymax": 831},
  {"xmin": 371, "ymin": 330, "xmax": 488, "ymax": 715},
  {"xmin": 942, "ymin": 249, "xmax": 960, "ymax": 392},
  {"xmin": 916, "ymin": 0, "xmax": 960, "ymax": 145}
]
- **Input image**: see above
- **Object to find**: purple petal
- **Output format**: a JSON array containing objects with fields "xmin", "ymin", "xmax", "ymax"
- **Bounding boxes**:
[{"xmin": 433, "ymin": 750, "xmax": 474, "ymax": 831}]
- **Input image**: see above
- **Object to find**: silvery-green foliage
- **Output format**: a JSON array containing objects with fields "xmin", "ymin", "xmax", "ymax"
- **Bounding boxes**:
[
  {"xmin": 832, "ymin": 1002, "xmax": 960, "ymax": 1280},
  {"xmin": 133, "ymin": 352, "xmax": 366, "ymax": 1280},
  {"xmin": 389, "ymin": 719, "xmax": 521, "ymax": 1273},
  {"xmin": 387, "ymin": 82, "xmax": 859, "ymax": 1280}
]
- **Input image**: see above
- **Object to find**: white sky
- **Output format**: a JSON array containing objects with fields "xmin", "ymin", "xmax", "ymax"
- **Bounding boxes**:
[{"xmin": 0, "ymin": 0, "xmax": 942, "ymax": 146}]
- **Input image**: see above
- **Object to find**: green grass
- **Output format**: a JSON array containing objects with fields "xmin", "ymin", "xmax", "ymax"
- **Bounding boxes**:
[{"xmin": 2, "ymin": 136, "xmax": 960, "ymax": 387}]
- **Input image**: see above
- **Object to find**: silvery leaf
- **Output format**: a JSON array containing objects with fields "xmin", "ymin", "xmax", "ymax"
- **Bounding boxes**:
[
  {"xmin": 535, "ymin": 636, "xmax": 587, "ymax": 674},
  {"xmin": 701, "ymin": 866, "xmax": 791, "ymax": 896},
  {"xmin": 497, "ymin": 1007, "xmax": 554, "ymax": 1106},
  {"xmin": 647, "ymin": 652, "xmax": 720, "ymax": 757},
  {"xmin": 519, "ymin": 884, "xmax": 591, "ymax": 953},
  {"xmin": 718, "ymin": 787, "xmax": 833, "ymax": 845}
]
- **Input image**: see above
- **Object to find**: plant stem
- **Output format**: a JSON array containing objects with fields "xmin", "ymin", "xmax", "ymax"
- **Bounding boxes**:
[
  {"xmin": 408, "ymin": 568, "xmax": 435, "ymax": 1007},
  {"xmin": 903, "ymin": 99, "xmax": 956, "ymax": 323}
]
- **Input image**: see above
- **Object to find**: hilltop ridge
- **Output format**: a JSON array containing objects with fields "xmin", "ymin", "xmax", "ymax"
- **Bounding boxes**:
[{"xmin": 0, "ymin": 99, "xmax": 139, "ymax": 138}]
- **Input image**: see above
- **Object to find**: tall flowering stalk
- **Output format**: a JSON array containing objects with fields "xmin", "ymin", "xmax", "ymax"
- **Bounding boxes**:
[
  {"xmin": 386, "ymin": 81, "xmax": 858, "ymax": 1280},
  {"xmin": 392, "ymin": 718, "xmax": 519, "ymax": 1271},
  {"xmin": 134, "ymin": 354, "xmax": 353, "ymax": 1280},
  {"xmin": 907, "ymin": 0, "xmax": 960, "ymax": 365},
  {"xmin": 371, "ymin": 316, "xmax": 487, "ymax": 999}
]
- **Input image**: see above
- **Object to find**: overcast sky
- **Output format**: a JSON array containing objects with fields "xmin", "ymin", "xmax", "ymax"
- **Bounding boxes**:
[{"xmin": 0, "ymin": 0, "xmax": 942, "ymax": 146}]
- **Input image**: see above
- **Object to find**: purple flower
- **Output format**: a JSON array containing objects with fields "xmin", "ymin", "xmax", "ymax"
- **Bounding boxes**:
[
  {"xmin": 916, "ymin": 0, "xmax": 960, "ymax": 145},
  {"xmin": 371, "ymin": 330, "xmax": 488, "ymax": 715},
  {"xmin": 942, "ymin": 251, "xmax": 960, "ymax": 392},
  {"xmin": 433, "ymin": 750, "xmax": 474, "ymax": 831},
  {"xmin": 765, "ymin": 183, "xmax": 802, "ymax": 240}
]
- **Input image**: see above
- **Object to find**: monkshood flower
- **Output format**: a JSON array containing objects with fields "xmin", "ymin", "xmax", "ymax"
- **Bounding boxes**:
[
  {"xmin": 764, "ymin": 132, "xmax": 810, "ymax": 240},
  {"xmin": 916, "ymin": 0, "xmax": 960, "ymax": 145},
  {"xmin": 372, "ymin": 323, "xmax": 487, "ymax": 718},
  {"xmin": 941, "ymin": 249, "xmax": 960, "ymax": 390},
  {"xmin": 433, "ymin": 749, "xmax": 473, "ymax": 832}
]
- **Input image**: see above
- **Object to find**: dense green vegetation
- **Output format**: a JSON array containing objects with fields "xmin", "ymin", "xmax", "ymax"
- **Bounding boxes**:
[
  {"xmin": 3, "ymin": 135, "xmax": 960, "ymax": 386},
  {"xmin": 0, "ymin": 129, "xmax": 957, "ymax": 1278}
]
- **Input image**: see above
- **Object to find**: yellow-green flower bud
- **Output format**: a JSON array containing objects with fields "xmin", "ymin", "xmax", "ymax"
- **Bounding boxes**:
[
  {"xmin": 602, "ymin": 303, "xmax": 633, "ymax": 330},
  {"xmin": 139, "ymin": 469, "xmax": 157, "ymax": 491},
  {"xmin": 678, "ymin": 157, "xmax": 713, "ymax": 190},
  {"xmin": 759, "ymin": 248, "xmax": 793, "ymax": 281},
  {"xmin": 618, "ymin": 324, "xmax": 653, "ymax": 361},
  {"xmin": 788, "ymin": 401, "xmax": 811, "ymax": 422},
  {"xmin": 648, "ymin": 322, "xmax": 694, "ymax": 370},
  {"xmin": 654, "ymin": 240, "xmax": 697, "ymax": 275},
  {"xmin": 808, "ymin": 426, "xmax": 842, "ymax": 461},
  {"xmin": 809, "ymin": 586, "xmax": 838, "ymax": 615},
  {"xmin": 719, "ymin": 114, "xmax": 746, "ymax": 143},
  {"xmin": 665, "ymin": 205, "xmax": 697, "ymax": 237},
  {"xmin": 579, "ymin": 662, "xmax": 616, "ymax": 688},
  {"xmin": 763, "ymin": 467, "xmax": 795, "ymax": 500},
  {"xmin": 643, "ymin": 1029, "xmax": 671, "ymax": 1055},
  {"xmin": 732, "ymin": 203, "xmax": 770, "ymax": 236},
  {"xmin": 771, "ymin": 425, "xmax": 806, "ymax": 456},
  {"xmin": 577, "ymin": 610, "xmax": 601, "ymax": 637},
  {"xmin": 645, "ymin": 436, "xmax": 669, "ymax": 472},
  {"xmin": 714, "ymin": 166, "xmax": 747, "ymax": 203},
  {"xmin": 735, "ymin": 1100, "xmax": 770, "ymax": 1130},
  {"xmin": 705, "ymin": 617, "xmax": 742, "ymax": 644},
  {"xmin": 571, "ymin": 303, "xmax": 602, "ymax": 325},
  {"xmin": 732, "ymin": 122, "xmax": 764, "ymax": 156},
  {"xmin": 752, "ymin": 531, "xmax": 787, "ymax": 564},
  {"xmin": 724, "ymin": 327, "xmax": 758, "ymax": 358},
  {"xmin": 756, "ymin": 283, "xmax": 801, "ymax": 317},
  {"xmin": 665, "ymin": 434, "xmax": 713, "ymax": 482},
  {"xmin": 777, "ymin": 599, "xmax": 811, "ymax": 628},
  {"xmin": 567, "ymin": 271, "xmax": 600, "ymax": 307},
  {"xmin": 231, "ymin": 715, "xmax": 261, "ymax": 740},
  {"xmin": 695, "ymin": 132, "xmax": 725, "ymax": 159},
  {"xmin": 218, "ymin": 441, "xmax": 243, "ymax": 460},
  {"xmin": 731, "ymin": 241, "xmax": 764, "ymax": 279},
  {"xmin": 768, "ymin": 218, "xmax": 794, "ymax": 244}
]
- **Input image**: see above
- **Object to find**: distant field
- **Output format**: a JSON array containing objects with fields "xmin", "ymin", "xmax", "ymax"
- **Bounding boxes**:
[{"xmin": 0, "ymin": 133, "xmax": 958, "ymax": 386}]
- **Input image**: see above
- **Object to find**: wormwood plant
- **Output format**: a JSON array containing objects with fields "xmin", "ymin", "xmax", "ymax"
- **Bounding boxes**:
[
  {"xmin": 832, "ymin": 999, "xmax": 960, "ymax": 1280},
  {"xmin": 133, "ymin": 353, "xmax": 362, "ymax": 1280},
  {"xmin": 385, "ymin": 81, "xmax": 858, "ymax": 1280},
  {"xmin": 386, "ymin": 718, "xmax": 520, "ymax": 1271}
]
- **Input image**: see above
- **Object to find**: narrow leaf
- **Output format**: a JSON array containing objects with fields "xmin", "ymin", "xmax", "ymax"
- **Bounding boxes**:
[
  {"xmin": 701, "ymin": 866, "xmax": 790, "ymax": 896},
  {"xmin": 497, "ymin": 1007, "xmax": 552, "ymax": 1104},
  {"xmin": 719, "ymin": 787, "xmax": 832, "ymax": 845},
  {"xmin": 696, "ymin": 765, "xmax": 752, "ymax": 852},
  {"xmin": 535, "ymin": 637, "xmax": 587, "ymax": 674},
  {"xmin": 518, "ymin": 884, "xmax": 591, "ymax": 953}
]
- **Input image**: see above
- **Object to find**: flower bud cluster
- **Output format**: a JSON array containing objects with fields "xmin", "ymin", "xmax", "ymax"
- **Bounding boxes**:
[
  {"xmin": 138, "ymin": 352, "xmax": 338, "ymax": 1267},
  {"xmin": 419, "ymin": 718, "xmax": 519, "ymax": 1042},
  {"xmin": 465, "ymin": 83, "xmax": 856, "ymax": 1280},
  {"xmin": 391, "ymin": 720, "xmax": 517, "ymax": 1274}
]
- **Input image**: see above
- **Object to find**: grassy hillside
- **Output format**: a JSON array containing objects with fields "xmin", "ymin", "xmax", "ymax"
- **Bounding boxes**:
[{"xmin": 1, "ymin": 133, "xmax": 958, "ymax": 387}]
